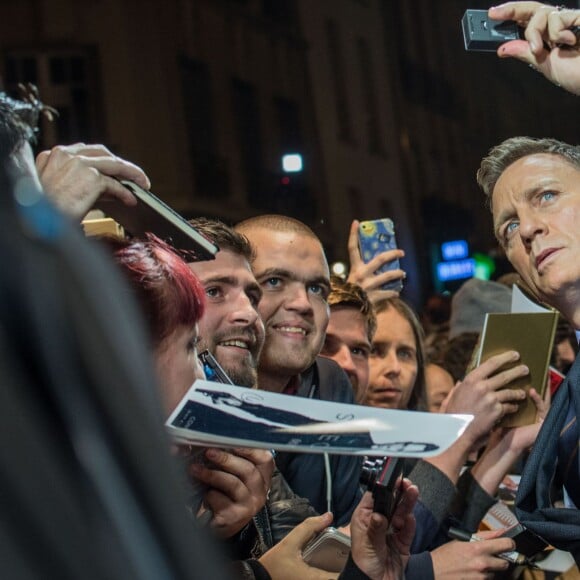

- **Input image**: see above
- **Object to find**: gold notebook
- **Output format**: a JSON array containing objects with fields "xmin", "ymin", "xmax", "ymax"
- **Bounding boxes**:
[{"xmin": 477, "ymin": 312, "xmax": 558, "ymax": 427}]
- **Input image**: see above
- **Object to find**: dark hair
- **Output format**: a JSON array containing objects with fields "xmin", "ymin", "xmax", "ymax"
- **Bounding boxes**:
[
  {"xmin": 422, "ymin": 294, "xmax": 451, "ymax": 327},
  {"xmin": 328, "ymin": 276, "xmax": 376, "ymax": 342},
  {"xmin": 103, "ymin": 234, "xmax": 205, "ymax": 345},
  {"xmin": 0, "ymin": 85, "xmax": 57, "ymax": 164},
  {"xmin": 0, "ymin": 96, "xmax": 36, "ymax": 165},
  {"xmin": 551, "ymin": 315, "xmax": 579, "ymax": 374},
  {"xmin": 477, "ymin": 136, "xmax": 580, "ymax": 207},
  {"xmin": 441, "ymin": 332, "xmax": 480, "ymax": 383},
  {"xmin": 189, "ymin": 217, "xmax": 254, "ymax": 262},
  {"xmin": 373, "ymin": 296, "xmax": 427, "ymax": 411}
]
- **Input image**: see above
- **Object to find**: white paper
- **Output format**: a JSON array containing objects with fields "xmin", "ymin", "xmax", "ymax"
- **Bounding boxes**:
[
  {"xmin": 166, "ymin": 380, "xmax": 472, "ymax": 457},
  {"xmin": 511, "ymin": 284, "xmax": 551, "ymax": 314}
]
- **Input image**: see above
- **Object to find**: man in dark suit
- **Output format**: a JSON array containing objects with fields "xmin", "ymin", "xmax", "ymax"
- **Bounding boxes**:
[{"xmin": 478, "ymin": 134, "xmax": 580, "ymax": 563}]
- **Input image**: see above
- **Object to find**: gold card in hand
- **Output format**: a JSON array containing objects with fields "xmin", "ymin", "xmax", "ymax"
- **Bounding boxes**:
[{"xmin": 477, "ymin": 312, "xmax": 558, "ymax": 427}]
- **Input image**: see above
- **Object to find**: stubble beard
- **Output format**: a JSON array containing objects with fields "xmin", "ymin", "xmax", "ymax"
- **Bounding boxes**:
[
  {"xmin": 258, "ymin": 331, "xmax": 318, "ymax": 379},
  {"xmin": 222, "ymin": 362, "xmax": 258, "ymax": 389}
]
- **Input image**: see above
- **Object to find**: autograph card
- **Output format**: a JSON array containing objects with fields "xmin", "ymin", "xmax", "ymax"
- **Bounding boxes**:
[{"xmin": 166, "ymin": 380, "xmax": 472, "ymax": 457}]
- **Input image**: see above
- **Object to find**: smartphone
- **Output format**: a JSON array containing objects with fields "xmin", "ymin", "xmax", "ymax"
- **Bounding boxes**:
[
  {"xmin": 358, "ymin": 218, "xmax": 403, "ymax": 292},
  {"xmin": 94, "ymin": 180, "xmax": 217, "ymax": 260},
  {"xmin": 198, "ymin": 350, "xmax": 234, "ymax": 384},
  {"xmin": 360, "ymin": 456, "xmax": 405, "ymax": 520},
  {"xmin": 500, "ymin": 523, "xmax": 549, "ymax": 557},
  {"xmin": 302, "ymin": 527, "xmax": 351, "ymax": 573}
]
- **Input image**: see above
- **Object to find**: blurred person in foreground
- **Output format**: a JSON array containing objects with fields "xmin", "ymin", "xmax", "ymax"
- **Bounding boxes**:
[{"xmin": 0, "ymin": 88, "xmax": 229, "ymax": 579}]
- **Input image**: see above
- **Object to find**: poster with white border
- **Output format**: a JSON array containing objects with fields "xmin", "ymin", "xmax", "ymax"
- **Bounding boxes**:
[{"xmin": 166, "ymin": 380, "xmax": 472, "ymax": 457}]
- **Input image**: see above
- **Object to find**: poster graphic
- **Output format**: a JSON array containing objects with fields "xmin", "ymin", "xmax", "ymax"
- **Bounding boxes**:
[{"xmin": 166, "ymin": 381, "xmax": 472, "ymax": 457}]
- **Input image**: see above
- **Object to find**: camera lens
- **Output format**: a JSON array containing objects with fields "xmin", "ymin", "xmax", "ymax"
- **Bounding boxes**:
[{"xmin": 360, "ymin": 458, "xmax": 384, "ymax": 488}]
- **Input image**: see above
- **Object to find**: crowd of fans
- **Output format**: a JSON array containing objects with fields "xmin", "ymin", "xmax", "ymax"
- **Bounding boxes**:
[{"xmin": 3, "ymin": 2, "xmax": 580, "ymax": 579}]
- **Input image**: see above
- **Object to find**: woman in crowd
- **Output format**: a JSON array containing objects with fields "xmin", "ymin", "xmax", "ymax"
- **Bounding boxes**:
[
  {"xmin": 365, "ymin": 296, "xmax": 427, "ymax": 412},
  {"xmin": 106, "ymin": 234, "xmax": 207, "ymax": 415}
]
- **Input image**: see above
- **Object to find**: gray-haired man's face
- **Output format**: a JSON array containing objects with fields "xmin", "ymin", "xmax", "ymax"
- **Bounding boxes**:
[{"xmin": 492, "ymin": 153, "xmax": 580, "ymax": 320}]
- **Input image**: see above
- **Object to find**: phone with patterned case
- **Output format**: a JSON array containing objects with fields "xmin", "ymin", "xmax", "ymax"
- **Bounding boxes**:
[{"xmin": 358, "ymin": 218, "xmax": 403, "ymax": 292}]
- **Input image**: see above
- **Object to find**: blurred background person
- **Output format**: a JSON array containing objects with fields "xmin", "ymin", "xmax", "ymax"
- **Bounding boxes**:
[
  {"xmin": 423, "ymin": 360, "xmax": 454, "ymax": 413},
  {"xmin": 365, "ymin": 296, "xmax": 427, "ymax": 412},
  {"xmin": 319, "ymin": 276, "xmax": 376, "ymax": 403}
]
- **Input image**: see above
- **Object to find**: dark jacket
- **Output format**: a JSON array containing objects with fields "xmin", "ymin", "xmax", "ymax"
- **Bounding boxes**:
[{"xmin": 274, "ymin": 357, "xmax": 364, "ymax": 526}]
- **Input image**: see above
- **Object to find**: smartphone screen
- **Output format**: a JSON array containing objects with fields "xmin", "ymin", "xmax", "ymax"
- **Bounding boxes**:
[{"xmin": 358, "ymin": 218, "xmax": 402, "ymax": 292}]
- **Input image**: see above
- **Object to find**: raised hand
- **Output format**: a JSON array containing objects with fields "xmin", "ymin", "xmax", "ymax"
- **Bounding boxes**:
[
  {"xmin": 37, "ymin": 143, "xmax": 150, "ymax": 219},
  {"xmin": 490, "ymin": 2, "xmax": 580, "ymax": 95},
  {"xmin": 346, "ymin": 220, "xmax": 405, "ymax": 303}
]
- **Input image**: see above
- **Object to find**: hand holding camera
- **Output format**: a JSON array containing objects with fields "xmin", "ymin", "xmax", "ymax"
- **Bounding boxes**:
[
  {"xmin": 463, "ymin": 4, "xmax": 580, "ymax": 96},
  {"xmin": 350, "ymin": 475, "xmax": 419, "ymax": 580},
  {"xmin": 360, "ymin": 456, "xmax": 405, "ymax": 521}
]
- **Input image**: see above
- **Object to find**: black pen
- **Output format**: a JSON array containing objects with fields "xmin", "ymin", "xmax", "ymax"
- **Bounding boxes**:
[{"xmin": 448, "ymin": 526, "xmax": 536, "ymax": 567}]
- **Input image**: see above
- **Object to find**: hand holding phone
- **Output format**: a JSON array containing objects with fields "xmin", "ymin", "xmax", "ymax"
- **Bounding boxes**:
[
  {"xmin": 357, "ymin": 218, "xmax": 404, "ymax": 293},
  {"xmin": 347, "ymin": 220, "xmax": 405, "ymax": 300},
  {"xmin": 198, "ymin": 350, "xmax": 234, "ymax": 384},
  {"xmin": 302, "ymin": 527, "xmax": 351, "ymax": 573},
  {"xmin": 463, "ymin": 5, "xmax": 580, "ymax": 97},
  {"xmin": 348, "ymin": 470, "xmax": 418, "ymax": 580}
]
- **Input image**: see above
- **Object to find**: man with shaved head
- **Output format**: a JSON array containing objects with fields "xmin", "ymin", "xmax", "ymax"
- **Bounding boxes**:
[{"xmin": 235, "ymin": 215, "xmax": 362, "ymax": 525}]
